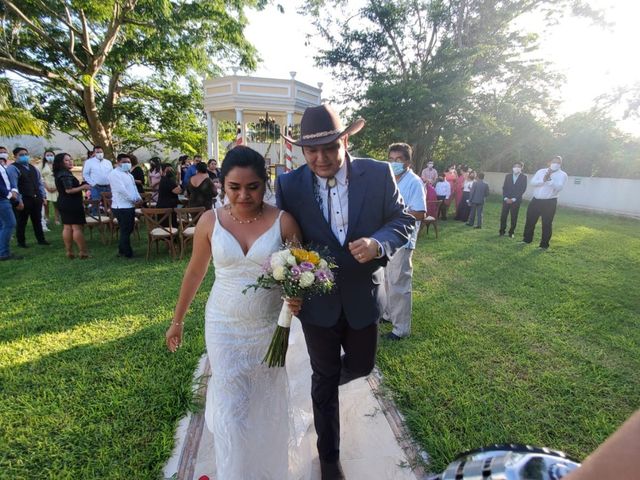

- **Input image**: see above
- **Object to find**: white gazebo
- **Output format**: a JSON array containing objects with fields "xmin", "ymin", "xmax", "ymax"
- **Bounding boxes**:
[{"xmin": 203, "ymin": 72, "xmax": 322, "ymax": 168}]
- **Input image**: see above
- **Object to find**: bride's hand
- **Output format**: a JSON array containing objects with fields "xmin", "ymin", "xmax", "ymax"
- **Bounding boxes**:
[
  {"xmin": 166, "ymin": 322, "xmax": 184, "ymax": 352},
  {"xmin": 285, "ymin": 297, "xmax": 303, "ymax": 316}
]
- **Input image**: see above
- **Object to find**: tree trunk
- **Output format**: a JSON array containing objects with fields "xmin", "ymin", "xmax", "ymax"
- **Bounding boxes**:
[{"xmin": 82, "ymin": 79, "xmax": 114, "ymax": 159}]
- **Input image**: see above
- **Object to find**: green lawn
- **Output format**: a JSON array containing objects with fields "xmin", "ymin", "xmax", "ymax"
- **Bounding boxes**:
[
  {"xmin": 379, "ymin": 198, "xmax": 640, "ymax": 471},
  {"xmin": 0, "ymin": 199, "xmax": 638, "ymax": 478}
]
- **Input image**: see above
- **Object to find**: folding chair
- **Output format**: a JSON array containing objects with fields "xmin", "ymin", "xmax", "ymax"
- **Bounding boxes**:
[
  {"xmin": 420, "ymin": 200, "xmax": 442, "ymax": 238},
  {"xmin": 176, "ymin": 207, "xmax": 206, "ymax": 259},
  {"xmin": 83, "ymin": 199, "xmax": 108, "ymax": 243}
]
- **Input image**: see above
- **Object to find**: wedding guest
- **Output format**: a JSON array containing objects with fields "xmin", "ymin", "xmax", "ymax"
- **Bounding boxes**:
[
  {"xmin": 187, "ymin": 162, "xmax": 216, "ymax": 210},
  {"xmin": 522, "ymin": 155, "xmax": 568, "ymax": 249},
  {"xmin": 384, "ymin": 143, "xmax": 425, "ymax": 340},
  {"xmin": 444, "ymin": 164, "xmax": 458, "ymax": 210},
  {"xmin": 455, "ymin": 170, "xmax": 474, "ymax": 222},
  {"xmin": 207, "ymin": 159, "xmax": 221, "ymax": 180},
  {"xmin": 108, "ymin": 153, "xmax": 142, "ymax": 258},
  {"xmin": 53, "ymin": 153, "xmax": 91, "ymax": 259},
  {"xmin": 499, "ymin": 161, "xmax": 527, "ymax": 238},
  {"xmin": 466, "ymin": 172, "xmax": 490, "ymax": 229},
  {"xmin": 82, "ymin": 145, "xmax": 113, "ymax": 207},
  {"xmin": 181, "ymin": 154, "xmax": 203, "ymax": 190},
  {"xmin": 148, "ymin": 157, "xmax": 162, "ymax": 203},
  {"xmin": 6, "ymin": 147, "xmax": 50, "ymax": 248},
  {"xmin": 420, "ymin": 161, "xmax": 438, "ymax": 185},
  {"xmin": 425, "ymin": 181, "xmax": 438, "ymax": 219},
  {"xmin": 130, "ymin": 154, "xmax": 145, "ymax": 194},
  {"xmin": 454, "ymin": 165, "xmax": 467, "ymax": 215},
  {"xmin": 434, "ymin": 176, "xmax": 451, "ymax": 220},
  {"xmin": 40, "ymin": 150, "xmax": 60, "ymax": 227},
  {"xmin": 157, "ymin": 163, "xmax": 181, "ymax": 227},
  {"xmin": 177, "ymin": 155, "xmax": 190, "ymax": 186},
  {"xmin": 0, "ymin": 146, "xmax": 21, "ymax": 261}
]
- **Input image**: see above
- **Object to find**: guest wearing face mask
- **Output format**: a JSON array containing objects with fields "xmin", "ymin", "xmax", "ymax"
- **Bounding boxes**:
[
  {"xmin": 6, "ymin": 147, "xmax": 50, "ymax": 248},
  {"xmin": 40, "ymin": 150, "xmax": 60, "ymax": 227},
  {"xmin": 522, "ymin": 155, "xmax": 568, "ymax": 249},
  {"xmin": 0, "ymin": 145, "xmax": 21, "ymax": 260},
  {"xmin": 420, "ymin": 161, "xmax": 438, "ymax": 185},
  {"xmin": 108, "ymin": 153, "xmax": 142, "ymax": 258},
  {"xmin": 82, "ymin": 145, "xmax": 113, "ymax": 211},
  {"xmin": 499, "ymin": 162, "xmax": 527, "ymax": 238},
  {"xmin": 0, "ymin": 146, "xmax": 10, "ymax": 166},
  {"xmin": 383, "ymin": 143, "xmax": 424, "ymax": 340}
]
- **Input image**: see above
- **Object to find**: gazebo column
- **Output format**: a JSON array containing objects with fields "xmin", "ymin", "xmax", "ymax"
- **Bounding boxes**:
[
  {"xmin": 207, "ymin": 112, "xmax": 219, "ymax": 161},
  {"xmin": 285, "ymin": 112, "xmax": 294, "ymax": 170}
]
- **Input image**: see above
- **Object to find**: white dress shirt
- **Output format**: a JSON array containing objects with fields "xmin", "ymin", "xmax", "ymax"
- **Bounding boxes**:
[
  {"xmin": 109, "ymin": 168, "xmax": 141, "ymax": 208},
  {"xmin": 83, "ymin": 156, "xmax": 114, "ymax": 186},
  {"xmin": 530, "ymin": 168, "xmax": 568, "ymax": 200},
  {"xmin": 397, "ymin": 169, "xmax": 426, "ymax": 250},
  {"xmin": 434, "ymin": 180, "xmax": 451, "ymax": 198},
  {"xmin": 463, "ymin": 180, "xmax": 474, "ymax": 192},
  {"xmin": 0, "ymin": 164, "xmax": 17, "ymax": 199},
  {"xmin": 316, "ymin": 160, "xmax": 349, "ymax": 245}
]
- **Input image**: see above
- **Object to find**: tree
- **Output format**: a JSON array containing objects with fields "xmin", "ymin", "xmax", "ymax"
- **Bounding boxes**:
[
  {"xmin": 0, "ymin": 0, "xmax": 266, "ymax": 157},
  {"xmin": 0, "ymin": 77, "xmax": 47, "ymax": 136},
  {"xmin": 303, "ymin": 0, "xmax": 601, "ymax": 172}
]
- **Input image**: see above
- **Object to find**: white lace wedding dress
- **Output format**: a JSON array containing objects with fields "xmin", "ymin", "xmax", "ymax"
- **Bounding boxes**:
[{"xmin": 204, "ymin": 210, "xmax": 311, "ymax": 480}]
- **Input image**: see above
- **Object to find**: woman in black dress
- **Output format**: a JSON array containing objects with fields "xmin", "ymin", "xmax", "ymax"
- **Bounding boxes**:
[
  {"xmin": 156, "ymin": 163, "xmax": 181, "ymax": 226},
  {"xmin": 130, "ymin": 154, "xmax": 145, "ymax": 194},
  {"xmin": 187, "ymin": 162, "xmax": 217, "ymax": 210},
  {"xmin": 53, "ymin": 153, "xmax": 91, "ymax": 259}
]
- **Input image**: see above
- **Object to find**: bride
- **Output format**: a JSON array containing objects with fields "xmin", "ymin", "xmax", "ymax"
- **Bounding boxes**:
[{"xmin": 166, "ymin": 146, "xmax": 305, "ymax": 479}]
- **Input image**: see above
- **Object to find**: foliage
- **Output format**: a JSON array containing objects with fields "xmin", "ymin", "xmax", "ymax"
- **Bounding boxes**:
[
  {"xmin": 0, "ymin": 0, "xmax": 265, "ymax": 157},
  {"xmin": 302, "ymin": 0, "xmax": 614, "ymax": 174},
  {"xmin": 0, "ymin": 78, "xmax": 47, "ymax": 136}
]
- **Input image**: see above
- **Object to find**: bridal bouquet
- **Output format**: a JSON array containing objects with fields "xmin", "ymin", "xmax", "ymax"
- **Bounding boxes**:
[{"xmin": 244, "ymin": 246, "xmax": 336, "ymax": 367}]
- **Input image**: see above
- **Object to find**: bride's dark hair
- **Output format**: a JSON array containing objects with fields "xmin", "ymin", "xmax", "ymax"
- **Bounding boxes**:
[{"xmin": 219, "ymin": 146, "xmax": 270, "ymax": 194}]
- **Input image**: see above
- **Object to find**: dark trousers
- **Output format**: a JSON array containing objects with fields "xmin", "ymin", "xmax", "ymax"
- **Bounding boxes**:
[
  {"xmin": 436, "ymin": 195, "xmax": 448, "ymax": 220},
  {"xmin": 523, "ymin": 197, "xmax": 557, "ymax": 248},
  {"xmin": 113, "ymin": 208, "xmax": 135, "ymax": 257},
  {"xmin": 467, "ymin": 203, "xmax": 484, "ymax": 227},
  {"xmin": 500, "ymin": 201, "xmax": 521, "ymax": 235},
  {"xmin": 14, "ymin": 195, "xmax": 45, "ymax": 245},
  {"xmin": 301, "ymin": 313, "xmax": 378, "ymax": 462}
]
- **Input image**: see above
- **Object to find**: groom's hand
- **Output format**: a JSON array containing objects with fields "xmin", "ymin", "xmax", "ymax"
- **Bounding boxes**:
[{"xmin": 349, "ymin": 237, "xmax": 378, "ymax": 263}]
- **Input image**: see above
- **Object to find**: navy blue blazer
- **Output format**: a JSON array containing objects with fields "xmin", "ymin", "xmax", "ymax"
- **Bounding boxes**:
[
  {"xmin": 276, "ymin": 156, "xmax": 414, "ymax": 329},
  {"xmin": 502, "ymin": 173, "xmax": 527, "ymax": 203}
]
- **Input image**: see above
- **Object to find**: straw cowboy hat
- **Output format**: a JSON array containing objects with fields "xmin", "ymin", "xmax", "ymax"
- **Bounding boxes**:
[{"xmin": 282, "ymin": 104, "xmax": 365, "ymax": 147}]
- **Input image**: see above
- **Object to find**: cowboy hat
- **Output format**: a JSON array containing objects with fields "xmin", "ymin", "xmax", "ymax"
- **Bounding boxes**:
[{"xmin": 282, "ymin": 104, "xmax": 365, "ymax": 146}]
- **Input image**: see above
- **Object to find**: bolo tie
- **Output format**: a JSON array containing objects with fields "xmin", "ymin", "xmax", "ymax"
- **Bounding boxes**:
[{"xmin": 326, "ymin": 176, "xmax": 337, "ymax": 229}]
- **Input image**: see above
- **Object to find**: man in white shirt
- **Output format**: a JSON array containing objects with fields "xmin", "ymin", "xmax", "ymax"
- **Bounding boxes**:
[
  {"xmin": 434, "ymin": 175, "xmax": 451, "ymax": 220},
  {"xmin": 420, "ymin": 161, "xmax": 438, "ymax": 185},
  {"xmin": 0, "ymin": 145, "xmax": 22, "ymax": 260},
  {"xmin": 383, "ymin": 143, "xmax": 425, "ymax": 340},
  {"xmin": 108, "ymin": 153, "xmax": 142, "ymax": 258},
  {"xmin": 82, "ymin": 145, "xmax": 113, "ymax": 210},
  {"xmin": 522, "ymin": 155, "xmax": 568, "ymax": 249}
]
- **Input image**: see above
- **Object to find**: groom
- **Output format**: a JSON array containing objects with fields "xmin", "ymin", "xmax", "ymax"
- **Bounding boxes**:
[{"xmin": 276, "ymin": 104, "xmax": 414, "ymax": 479}]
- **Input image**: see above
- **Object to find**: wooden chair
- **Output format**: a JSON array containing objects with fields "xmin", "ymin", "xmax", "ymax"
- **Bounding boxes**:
[
  {"xmin": 176, "ymin": 207, "xmax": 206, "ymax": 259},
  {"xmin": 101, "ymin": 192, "xmax": 140, "ymax": 244},
  {"xmin": 141, "ymin": 207, "xmax": 178, "ymax": 260},
  {"xmin": 141, "ymin": 191, "xmax": 156, "ymax": 208},
  {"xmin": 420, "ymin": 200, "xmax": 442, "ymax": 238},
  {"xmin": 83, "ymin": 199, "xmax": 108, "ymax": 243}
]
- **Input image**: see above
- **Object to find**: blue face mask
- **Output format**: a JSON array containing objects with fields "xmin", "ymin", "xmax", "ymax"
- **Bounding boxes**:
[
  {"xmin": 18, "ymin": 154, "xmax": 30, "ymax": 164},
  {"xmin": 120, "ymin": 163, "xmax": 131, "ymax": 172},
  {"xmin": 391, "ymin": 162, "xmax": 406, "ymax": 176}
]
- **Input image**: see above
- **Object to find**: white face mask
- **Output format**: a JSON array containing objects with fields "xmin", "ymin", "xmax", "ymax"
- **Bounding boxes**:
[
  {"xmin": 0, "ymin": 153, "xmax": 8, "ymax": 160},
  {"xmin": 549, "ymin": 163, "xmax": 561, "ymax": 171},
  {"xmin": 95, "ymin": 152, "xmax": 104, "ymax": 160},
  {"xmin": 45, "ymin": 155, "xmax": 54, "ymax": 162},
  {"xmin": 513, "ymin": 167, "xmax": 521, "ymax": 174},
  {"xmin": 427, "ymin": 163, "xmax": 433, "ymax": 168}
]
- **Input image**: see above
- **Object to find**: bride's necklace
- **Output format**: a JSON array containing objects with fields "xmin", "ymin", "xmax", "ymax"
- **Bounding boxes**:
[{"xmin": 226, "ymin": 204, "xmax": 264, "ymax": 224}]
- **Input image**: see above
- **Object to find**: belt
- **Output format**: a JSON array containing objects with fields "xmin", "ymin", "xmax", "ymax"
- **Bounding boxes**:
[{"xmin": 96, "ymin": 184, "xmax": 110, "ymax": 187}]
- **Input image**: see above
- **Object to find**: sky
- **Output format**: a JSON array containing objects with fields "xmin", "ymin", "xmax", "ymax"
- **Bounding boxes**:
[{"xmin": 244, "ymin": 0, "xmax": 640, "ymax": 135}]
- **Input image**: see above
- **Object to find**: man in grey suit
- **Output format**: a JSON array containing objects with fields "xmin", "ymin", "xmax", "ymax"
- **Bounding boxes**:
[{"xmin": 466, "ymin": 172, "xmax": 490, "ymax": 228}]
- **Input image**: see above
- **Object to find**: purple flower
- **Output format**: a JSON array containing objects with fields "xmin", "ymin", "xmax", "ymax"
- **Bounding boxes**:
[
  {"xmin": 315, "ymin": 269, "xmax": 334, "ymax": 282},
  {"xmin": 262, "ymin": 258, "xmax": 273, "ymax": 273},
  {"xmin": 290, "ymin": 266, "xmax": 302, "ymax": 279},
  {"xmin": 300, "ymin": 261, "xmax": 315, "ymax": 271}
]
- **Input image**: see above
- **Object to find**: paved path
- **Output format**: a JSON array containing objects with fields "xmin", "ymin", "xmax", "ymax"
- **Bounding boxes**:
[{"xmin": 164, "ymin": 321, "xmax": 427, "ymax": 479}]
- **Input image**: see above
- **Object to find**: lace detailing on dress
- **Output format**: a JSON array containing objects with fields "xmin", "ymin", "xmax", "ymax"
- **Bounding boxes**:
[{"xmin": 203, "ymin": 211, "xmax": 310, "ymax": 479}]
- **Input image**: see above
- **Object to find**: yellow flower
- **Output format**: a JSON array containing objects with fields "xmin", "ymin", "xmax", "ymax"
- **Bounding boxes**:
[{"xmin": 291, "ymin": 248, "xmax": 321, "ymax": 266}]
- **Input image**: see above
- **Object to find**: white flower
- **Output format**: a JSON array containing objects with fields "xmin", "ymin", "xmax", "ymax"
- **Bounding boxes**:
[
  {"xmin": 299, "ymin": 271, "xmax": 315, "ymax": 288},
  {"xmin": 271, "ymin": 253, "xmax": 287, "ymax": 269},
  {"xmin": 286, "ymin": 255, "xmax": 297, "ymax": 266},
  {"xmin": 273, "ymin": 266, "xmax": 287, "ymax": 281},
  {"xmin": 318, "ymin": 259, "xmax": 328, "ymax": 269}
]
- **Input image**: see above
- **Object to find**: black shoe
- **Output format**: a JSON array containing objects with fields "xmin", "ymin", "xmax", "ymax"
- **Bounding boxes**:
[
  {"xmin": 519, "ymin": 240, "xmax": 531, "ymax": 245},
  {"xmin": 499, "ymin": 232, "xmax": 505, "ymax": 236},
  {"xmin": 383, "ymin": 332, "xmax": 403, "ymax": 341},
  {"xmin": 474, "ymin": 226, "xmax": 481, "ymax": 229},
  {"xmin": 37, "ymin": 240, "xmax": 51, "ymax": 245},
  {"xmin": 465, "ymin": 223, "xmax": 473, "ymax": 227},
  {"xmin": 0, "ymin": 253, "xmax": 24, "ymax": 261},
  {"xmin": 538, "ymin": 245, "xmax": 549, "ymax": 250},
  {"xmin": 320, "ymin": 459, "xmax": 345, "ymax": 480},
  {"xmin": 17, "ymin": 243, "xmax": 28, "ymax": 248}
]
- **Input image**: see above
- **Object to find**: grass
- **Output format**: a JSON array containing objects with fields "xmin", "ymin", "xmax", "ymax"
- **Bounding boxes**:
[
  {"xmin": 378, "ymin": 198, "xmax": 640, "ymax": 472},
  {"xmin": 0, "ymin": 199, "xmax": 638, "ymax": 478}
]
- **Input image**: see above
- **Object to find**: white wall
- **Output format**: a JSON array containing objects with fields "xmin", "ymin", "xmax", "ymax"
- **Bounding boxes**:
[{"xmin": 484, "ymin": 171, "xmax": 640, "ymax": 219}]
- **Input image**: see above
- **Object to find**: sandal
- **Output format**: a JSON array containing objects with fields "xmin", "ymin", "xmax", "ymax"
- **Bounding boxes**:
[
  {"xmin": 66, "ymin": 252, "xmax": 76, "ymax": 259},
  {"xmin": 79, "ymin": 253, "xmax": 91, "ymax": 260}
]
